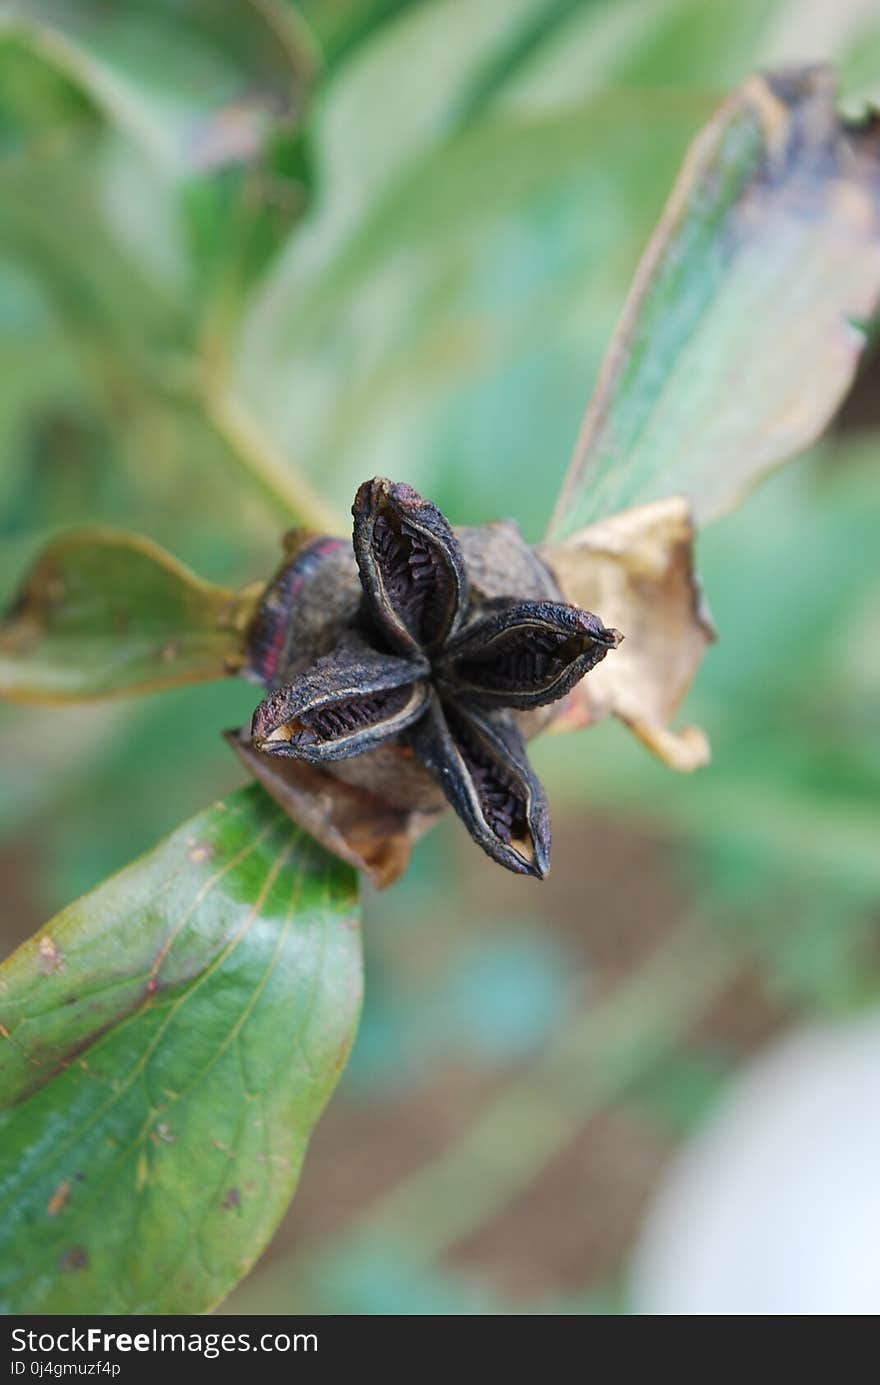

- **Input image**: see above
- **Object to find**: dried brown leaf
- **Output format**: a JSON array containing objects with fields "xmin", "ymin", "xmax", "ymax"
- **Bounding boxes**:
[{"xmin": 541, "ymin": 498, "xmax": 714, "ymax": 771}]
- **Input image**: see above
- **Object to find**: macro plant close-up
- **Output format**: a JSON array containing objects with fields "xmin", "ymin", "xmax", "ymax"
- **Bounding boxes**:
[{"xmin": 2, "ymin": 0, "xmax": 880, "ymax": 1322}]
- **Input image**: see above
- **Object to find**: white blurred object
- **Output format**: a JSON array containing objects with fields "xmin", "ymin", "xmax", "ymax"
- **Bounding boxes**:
[{"xmin": 630, "ymin": 1013, "xmax": 880, "ymax": 1315}]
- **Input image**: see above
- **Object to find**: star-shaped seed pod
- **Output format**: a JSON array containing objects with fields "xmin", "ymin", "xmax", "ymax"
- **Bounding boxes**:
[{"xmin": 242, "ymin": 479, "xmax": 621, "ymax": 879}]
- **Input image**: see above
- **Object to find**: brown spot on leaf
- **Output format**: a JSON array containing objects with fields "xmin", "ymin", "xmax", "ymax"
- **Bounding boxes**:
[
  {"xmin": 136, "ymin": 1150, "xmax": 149, "ymax": 1190},
  {"xmin": 44, "ymin": 577, "xmax": 66, "ymax": 606},
  {"xmin": 59, "ymin": 1246, "xmax": 88, "ymax": 1272},
  {"xmin": 223, "ymin": 1187, "xmax": 242, "ymax": 1210},
  {"xmin": 38, "ymin": 935, "xmax": 65, "ymax": 974},
  {"xmin": 47, "ymin": 1180, "xmax": 70, "ymax": 1216}
]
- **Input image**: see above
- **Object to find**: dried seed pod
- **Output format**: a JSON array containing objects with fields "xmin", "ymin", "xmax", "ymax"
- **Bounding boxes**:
[
  {"xmin": 239, "ymin": 479, "xmax": 621, "ymax": 881},
  {"xmin": 411, "ymin": 693, "xmax": 550, "ymax": 878},
  {"xmin": 437, "ymin": 600, "xmax": 622, "ymax": 709},
  {"xmin": 457, "ymin": 520, "xmax": 562, "ymax": 608},
  {"xmin": 251, "ymin": 639, "xmax": 430, "ymax": 762},
  {"xmin": 352, "ymin": 477, "xmax": 469, "ymax": 655},
  {"xmin": 244, "ymin": 533, "xmax": 360, "ymax": 689}
]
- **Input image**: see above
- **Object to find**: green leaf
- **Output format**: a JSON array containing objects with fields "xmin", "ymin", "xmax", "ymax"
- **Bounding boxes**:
[
  {"xmin": 4, "ymin": 0, "xmax": 315, "ymax": 178},
  {"xmin": 0, "ymin": 784, "xmax": 362, "ymax": 1314},
  {"xmin": 0, "ymin": 529, "xmax": 256, "ymax": 703},
  {"xmin": 548, "ymin": 66, "xmax": 880, "ymax": 539},
  {"xmin": 0, "ymin": 1, "xmax": 328, "ymax": 539},
  {"xmin": 492, "ymin": 0, "xmax": 779, "ymax": 115},
  {"xmin": 235, "ymin": 90, "xmax": 713, "ymax": 535},
  {"xmin": 237, "ymin": 0, "xmax": 863, "ymax": 536}
]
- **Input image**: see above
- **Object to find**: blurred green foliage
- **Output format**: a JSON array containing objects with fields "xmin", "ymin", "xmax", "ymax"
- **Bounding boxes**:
[{"xmin": 2, "ymin": 0, "xmax": 880, "ymax": 1314}]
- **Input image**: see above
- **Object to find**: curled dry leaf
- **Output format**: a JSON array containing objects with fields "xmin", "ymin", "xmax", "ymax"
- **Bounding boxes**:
[
  {"xmin": 541, "ymin": 498, "xmax": 714, "ymax": 771},
  {"xmin": 226, "ymin": 730, "xmax": 444, "ymax": 890}
]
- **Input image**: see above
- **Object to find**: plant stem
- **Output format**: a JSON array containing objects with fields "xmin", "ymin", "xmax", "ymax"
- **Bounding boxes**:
[{"xmin": 202, "ymin": 382, "xmax": 347, "ymax": 536}]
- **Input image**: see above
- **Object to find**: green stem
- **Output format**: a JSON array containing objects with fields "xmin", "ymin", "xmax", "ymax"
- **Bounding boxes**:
[{"xmin": 201, "ymin": 384, "xmax": 347, "ymax": 536}]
